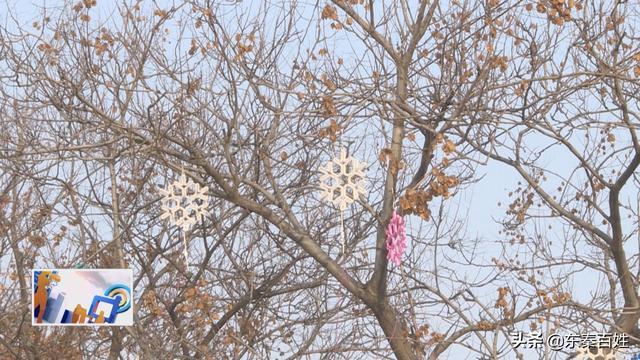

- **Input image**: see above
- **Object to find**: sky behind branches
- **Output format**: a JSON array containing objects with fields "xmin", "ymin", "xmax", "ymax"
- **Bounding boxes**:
[{"xmin": 3, "ymin": 1, "xmax": 640, "ymax": 359}]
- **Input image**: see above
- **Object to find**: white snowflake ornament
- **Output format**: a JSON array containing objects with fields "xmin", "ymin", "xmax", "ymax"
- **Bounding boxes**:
[
  {"xmin": 159, "ymin": 171, "xmax": 209, "ymax": 231},
  {"xmin": 319, "ymin": 149, "xmax": 366, "ymax": 211},
  {"xmin": 319, "ymin": 148, "xmax": 366, "ymax": 254},
  {"xmin": 159, "ymin": 170, "xmax": 209, "ymax": 268},
  {"xmin": 575, "ymin": 347, "xmax": 618, "ymax": 360}
]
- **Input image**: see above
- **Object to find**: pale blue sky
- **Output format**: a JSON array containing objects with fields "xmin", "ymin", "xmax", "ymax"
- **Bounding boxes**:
[{"xmin": 4, "ymin": 0, "xmax": 640, "ymax": 359}]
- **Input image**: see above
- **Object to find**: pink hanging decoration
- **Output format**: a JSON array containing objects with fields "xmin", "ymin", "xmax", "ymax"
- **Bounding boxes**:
[{"xmin": 386, "ymin": 210, "xmax": 406, "ymax": 266}]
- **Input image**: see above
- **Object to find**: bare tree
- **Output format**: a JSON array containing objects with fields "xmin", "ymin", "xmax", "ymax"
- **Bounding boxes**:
[{"xmin": 3, "ymin": 1, "xmax": 639, "ymax": 359}]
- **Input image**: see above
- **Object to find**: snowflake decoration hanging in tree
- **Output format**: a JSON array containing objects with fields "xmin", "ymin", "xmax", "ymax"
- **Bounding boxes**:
[
  {"xmin": 319, "ymin": 149, "xmax": 366, "ymax": 210},
  {"xmin": 386, "ymin": 210, "xmax": 407, "ymax": 266},
  {"xmin": 159, "ymin": 170, "xmax": 209, "ymax": 231},
  {"xmin": 575, "ymin": 347, "xmax": 618, "ymax": 360}
]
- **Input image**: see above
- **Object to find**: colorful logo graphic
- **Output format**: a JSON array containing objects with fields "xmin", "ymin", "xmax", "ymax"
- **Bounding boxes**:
[
  {"xmin": 105, "ymin": 284, "xmax": 131, "ymax": 313},
  {"xmin": 32, "ymin": 269, "xmax": 133, "ymax": 326}
]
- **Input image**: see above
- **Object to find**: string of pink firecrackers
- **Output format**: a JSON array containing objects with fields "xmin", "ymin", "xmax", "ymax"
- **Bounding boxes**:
[{"xmin": 386, "ymin": 210, "xmax": 406, "ymax": 266}]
